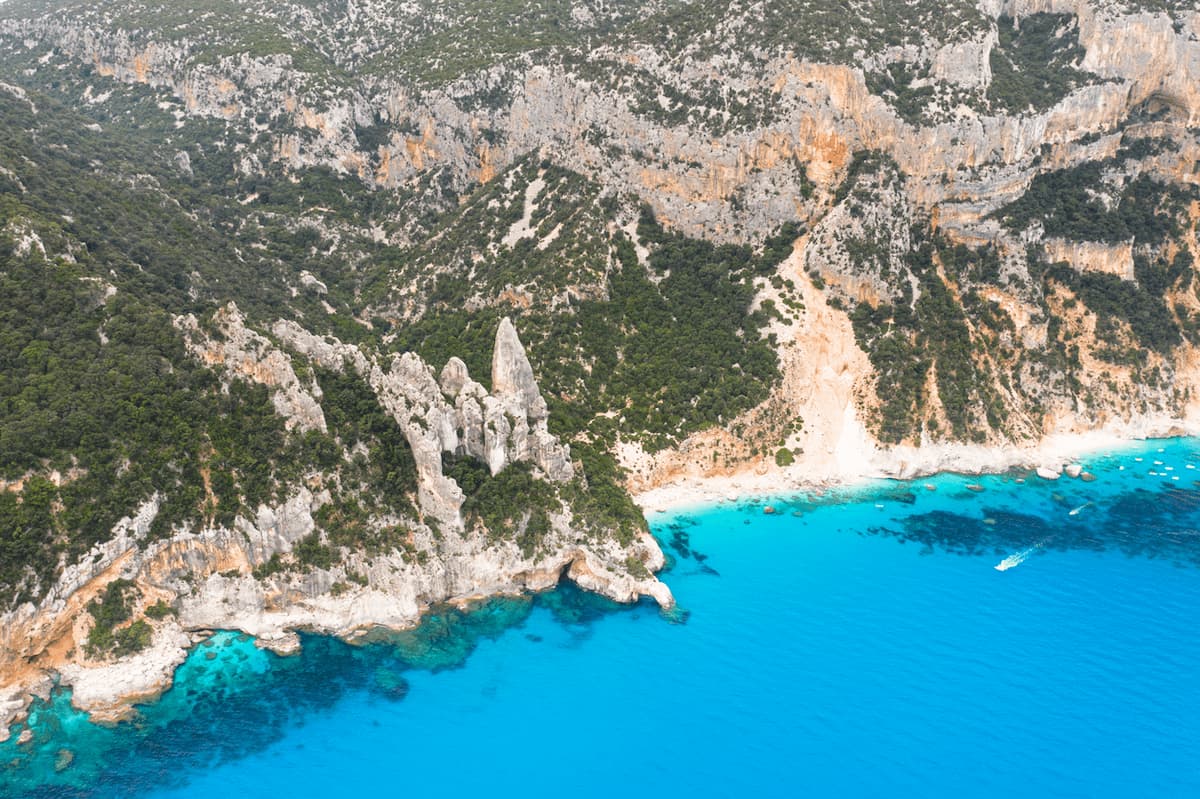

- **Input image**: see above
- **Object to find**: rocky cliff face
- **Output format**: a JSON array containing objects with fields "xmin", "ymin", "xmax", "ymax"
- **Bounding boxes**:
[
  {"xmin": 0, "ymin": 308, "xmax": 670, "ymax": 737},
  {"xmin": 3, "ymin": 1, "xmax": 1194, "ymax": 240},
  {"xmin": 270, "ymin": 312, "xmax": 575, "ymax": 525}
]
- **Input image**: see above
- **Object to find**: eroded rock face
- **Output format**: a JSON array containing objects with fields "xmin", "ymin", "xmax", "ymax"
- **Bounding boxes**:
[
  {"xmin": 272, "ymin": 312, "xmax": 574, "ymax": 525},
  {"xmin": 4, "ymin": 2, "xmax": 1194, "ymax": 245},
  {"xmin": 177, "ymin": 304, "xmax": 326, "ymax": 433},
  {"xmin": 0, "ymin": 312, "xmax": 666, "ymax": 737},
  {"xmin": 492, "ymin": 317, "xmax": 545, "ymax": 419}
]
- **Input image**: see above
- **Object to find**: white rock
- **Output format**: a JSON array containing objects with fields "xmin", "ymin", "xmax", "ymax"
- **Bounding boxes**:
[{"xmin": 1036, "ymin": 466, "xmax": 1062, "ymax": 480}]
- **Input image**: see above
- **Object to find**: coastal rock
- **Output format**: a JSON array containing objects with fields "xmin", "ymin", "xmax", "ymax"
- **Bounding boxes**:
[
  {"xmin": 255, "ymin": 630, "xmax": 301, "ymax": 656},
  {"xmin": 0, "ymin": 314, "xmax": 669, "ymax": 731},
  {"xmin": 1037, "ymin": 465, "xmax": 1063, "ymax": 480},
  {"xmin": 492, "ymin": 317, "xmax": 547, "ymax": 422},
  {"xmin": 438, "ymin": 357, "xmax": 471, "ymax": 399},
  {"xmin": 0, "ymin": 688, "xmax": 33, "ymax": 743},
  {"xmin": 566, "ymin": 531, "xmax": 674, "ymax": 608},
  {"xmin": 57, "ymin": 622, "xmax": 193, "ymax": 722},
  {"xmin": 277, "ymin": 314, "xmax": 573, "ymax": 501}
]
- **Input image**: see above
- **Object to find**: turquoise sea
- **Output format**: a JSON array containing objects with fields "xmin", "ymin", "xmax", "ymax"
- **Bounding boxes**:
[{"xmin": 5, "ymin": 438, "xmax": 1200, "ymax": 797}]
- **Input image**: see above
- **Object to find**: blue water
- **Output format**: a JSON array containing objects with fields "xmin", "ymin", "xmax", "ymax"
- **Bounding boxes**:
[{"xmin": 6, "ymin": 439, "xmax": 1200, "ymax": 797}]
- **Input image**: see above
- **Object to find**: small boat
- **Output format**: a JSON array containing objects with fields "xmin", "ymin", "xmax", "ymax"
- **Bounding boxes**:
[{"xmin": 966, "ymin": 483, "xmax": 985, "ymax": 493}]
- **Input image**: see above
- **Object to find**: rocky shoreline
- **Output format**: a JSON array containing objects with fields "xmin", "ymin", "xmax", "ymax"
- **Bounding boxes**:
[
  {"xmin": 5, "ymin": 413, "xmax": 1192, "ymax": 741},
  {"xmin": 0, "ymin": 312, "xmax": 674, "ymax": 742},
  {"xmin": 0, "ymin": 526, "xmax": 673, "ymax": 740}
]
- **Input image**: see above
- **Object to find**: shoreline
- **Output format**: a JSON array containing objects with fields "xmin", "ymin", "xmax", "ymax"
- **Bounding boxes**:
[
  {"xmin": 632, "ymin": 418, "xmax": 1199, "ymax": 515},
  {"xmin": 0, "ymin": 537, "xmax": 674, "ymax": 740},
  {"xmin": 6, "ymin": 419, "xmax": 1197, "ymax": 740}
]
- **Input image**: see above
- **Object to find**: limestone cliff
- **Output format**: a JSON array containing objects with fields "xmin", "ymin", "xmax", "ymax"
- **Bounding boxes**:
[
  {"xmin": 3, "ymin": 1, "xmax": 1195, "ymax": 242},
  {"xmin": 0, "ymin": 309, "xmax": 670, "ymax": 738}
]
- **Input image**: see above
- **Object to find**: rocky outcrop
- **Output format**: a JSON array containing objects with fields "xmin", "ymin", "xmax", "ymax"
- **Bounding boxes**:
[
  {"xmin": 177, "ymin": 304, "xmax": 326, "ymax": 433},
  {"xmin": 1042, "ymin": 238, "xmax": 1135, "ymax": 281},
  {"xmin": 0, "ymin": 311, "xmax": 667, "ymax": 738},
  {"xmin": 274, "ymin": 313, "xmax": 574, "ymax": 525},
  {"xmin": 195, "ymin": 307, "xmax": 571, "ymax": 525}
]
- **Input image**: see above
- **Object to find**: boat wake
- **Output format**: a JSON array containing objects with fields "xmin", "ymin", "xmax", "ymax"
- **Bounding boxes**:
[{"xmin": 995, "ymin": 541, "xmax": 1046, "ymax": 572}]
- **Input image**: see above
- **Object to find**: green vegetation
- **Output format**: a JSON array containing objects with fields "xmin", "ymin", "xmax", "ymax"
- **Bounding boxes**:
[
  {"xmin": 307, "ymin": 366, "xmax": 425, "ymax": 559},
  {"xmin": 86, "ymin": 579, "xmax": 153, "ymax": 657},
  {"xmin": 316, "ymin": 368, "xmax": 419, "ymax": 516},
  {"xmin": 848, "ymin": 233, "xmax": 1011, "ymax": 444},
  {"xmin": 366, "ymin": 158, "xmax": 612, "ymax": 316},
  {"xmin": 988, "ymin": 14, "xmax": 1097, "ymax": 113},
  {"xmin": 391, "ymin": 190, "xmax": 781, "ymax": 453},
  {"xmin": 0, "ymin": 87, "xmax": 287, "ymax": 318},
  {"xmin": 143, "ymin": 600, "xmax": 176, "ymax": 620},
  {"xmin": 0, "ymin": 0, "xmax": 657, "ymax": 89},
  {"xmin": 628, "ymin": 0, "xmax": 987, "ymax": 68},
  {"xmin": 559, "ymin": 442, "xmax": 647, "ymax": 548},
  {"xmin": 865, "ymin": 61, "xmax": 936, "ymax": 125},
  {"xmin": 384, "ymin": 184, "xmax": 785, "ymax": 551},
  {"xmin": 294, "ymin": 533, "xmax": 337, "ymax": 570},
  {"xmin": 1044, "ymin": 261, "xmax": 1182, "ymax": 354},
  {"xmin": 624, "ymin": 555, "xmax": 650, "ymax": 580},
  {"xmin": 996, "ymin": 161, "xmax": 1192, "ymax": 244},
  {"xmin": 112, "ymin": 620, "xmax": 154, "ymax": 658},
  {"xmin": 446, "ymin": 457, "xmax": 558, "ymax": 558},
  {"xmin": 0, "ymin": 253, "xmax": 303, "ymax": 603}
]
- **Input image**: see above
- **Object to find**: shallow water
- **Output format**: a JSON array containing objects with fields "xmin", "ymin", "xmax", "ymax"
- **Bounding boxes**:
[{"xmin": 6, "ymin": 439, "xmax": 1200, "ymax": 797}]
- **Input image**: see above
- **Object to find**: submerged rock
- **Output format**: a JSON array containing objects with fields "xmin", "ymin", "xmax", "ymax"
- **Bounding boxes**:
[{"xmin": 372, "ymin": 668, "xmax": 410, "ymax": 701}]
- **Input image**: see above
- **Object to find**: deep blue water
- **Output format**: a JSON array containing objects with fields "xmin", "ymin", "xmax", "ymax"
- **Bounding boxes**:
[{"xmin": 6, "ymin": 439, "xmax": 1200, "ymax": 797}]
